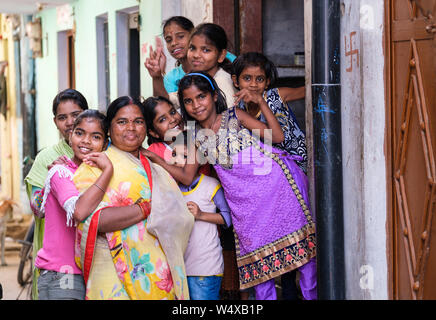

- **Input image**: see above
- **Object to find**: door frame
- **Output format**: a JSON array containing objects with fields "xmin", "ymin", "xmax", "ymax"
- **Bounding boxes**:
[
  {"xmin": 384, "ymin": 0, "xmax": 395, "ymax": 300},
  {"xmin": 385, "ymin": 0, "xmax": 436, "ymax": 300},
  {"xmin": 212, "ymin": 0, "xmax": 262, "ymax": 54}
]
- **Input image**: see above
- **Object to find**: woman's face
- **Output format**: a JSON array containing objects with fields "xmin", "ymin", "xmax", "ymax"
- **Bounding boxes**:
[
  {"xmin": 164, "ymin": 22, "xmax": 191, "ymax": 60},
  {"xmin": 149, "ymin": 101, "xmax": 184, "ymax": 144},
  {"xmin": 182, "ymin": 85, "xmax": 217, "ymax": 123},
  {"xmin": 53, "ymin": 100, "xmax": 84, "ymax": 143},
  {"xmin": 109, "ymin": 104, "xmax": 147, "ymax": 157},
  {"xmin": 70, "ymin": 118, "xmax": 106, "ymax": 164},
  {"xmin": 187, "ymin": 35, "xmax": 226, "ymax": 76}
]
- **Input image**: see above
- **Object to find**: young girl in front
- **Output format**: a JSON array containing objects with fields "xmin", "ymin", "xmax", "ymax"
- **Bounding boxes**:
[
  {"xmin": 36, "ymin": 110, "xmax": 112, "ymax": 300},
  {"xmin": 232, "ymin": 52, "xmax": 308, "ymax": 174},
  {"xmin": 170, "ymin": 130, "xmax": 232, "ymax": 300},
  {"xmin": 146, "ymin": 21, "xmax": 237, "ymax": 109},
  {"xmin": 145, "ymin": 72, "xmax": 317, "ymax": 300}
]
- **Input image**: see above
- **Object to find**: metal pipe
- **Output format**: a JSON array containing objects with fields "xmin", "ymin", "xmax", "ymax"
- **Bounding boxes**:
[{"xmin": 311, "ymin": 0, "xmax": 345, "ymax": 299}]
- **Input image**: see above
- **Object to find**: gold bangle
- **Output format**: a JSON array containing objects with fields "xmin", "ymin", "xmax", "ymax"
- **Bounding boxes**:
[{"xmin": 93, "ymin": 183, "xmax": 105, "ymax": 193}]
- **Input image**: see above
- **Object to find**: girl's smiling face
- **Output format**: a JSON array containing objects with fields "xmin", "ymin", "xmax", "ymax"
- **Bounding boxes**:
[
  {"xmin": 70, "ymin": 118, "xmax": 106, "ymax": 164},
  {"xmin": 149, "ymin": 101, "xmax": 184, "ymax": 144},
  {"xmin": 164, "ymin": 22, "xmax": 190, "ymax": 60},
  {"xmin": 187, "ymin": 35, "xmax": 226, "ymax": 76},
  {"xmin": 182, "ymin": 85, "xmax": 217, "ymax": 123}
]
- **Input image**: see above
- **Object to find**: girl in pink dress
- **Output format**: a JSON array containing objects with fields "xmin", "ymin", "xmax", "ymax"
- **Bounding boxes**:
[{"xmin": 36, "ymin": 110, "xmax": 113, "ymax": 300}]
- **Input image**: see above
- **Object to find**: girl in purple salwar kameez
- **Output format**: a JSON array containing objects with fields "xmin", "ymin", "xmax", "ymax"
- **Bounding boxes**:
[
  {"xmin": 196, "ymin": 108, "xmax": 317, "ymax": 300},
  {"xmin": 147, "ymin": 71, "xmax": 317, "ymax": 300}
]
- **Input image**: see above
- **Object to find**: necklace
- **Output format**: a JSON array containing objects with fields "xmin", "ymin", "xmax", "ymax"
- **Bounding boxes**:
[{"xmin": 196, "ymin": 112, "xmax": 221, "ymax": 160}]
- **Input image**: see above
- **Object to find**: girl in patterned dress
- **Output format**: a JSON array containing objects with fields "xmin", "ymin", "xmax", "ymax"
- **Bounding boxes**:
[
  {"xmin": 232, "ymin": 52, "xmax": 311, "ymax": 299},
  {"xmin": 232, "ymin": 52, "xmax": 307, "ymax": 174}
]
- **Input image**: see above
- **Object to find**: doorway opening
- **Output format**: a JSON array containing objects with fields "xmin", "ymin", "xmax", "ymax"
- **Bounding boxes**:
[
  {"xmin": 116, "ymin": 6, "xmax": 140, "ymax": 98},
  {"xmin": 57, "ymin": 29, "xmax": 76, "ymax": 90}
]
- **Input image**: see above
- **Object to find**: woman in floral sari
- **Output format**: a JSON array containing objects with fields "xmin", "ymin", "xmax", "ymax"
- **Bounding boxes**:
[{"xmin": 73, "ymin": 96, "xmax": 194, "ymax": 300}]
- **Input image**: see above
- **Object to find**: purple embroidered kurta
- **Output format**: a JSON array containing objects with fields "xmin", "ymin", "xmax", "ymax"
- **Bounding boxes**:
[
  {"xmin": 214, "ymin": 145, "xmax": 310, "ymax": 256},
  {"xmin": 195, "ymin": 107, "xmax": 316, "ymax": 289}
]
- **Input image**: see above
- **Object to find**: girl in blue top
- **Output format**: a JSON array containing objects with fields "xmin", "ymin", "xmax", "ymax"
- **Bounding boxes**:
[{"xmin": 145, "ymin": 17, "xmax": 236, "ymax": 108}]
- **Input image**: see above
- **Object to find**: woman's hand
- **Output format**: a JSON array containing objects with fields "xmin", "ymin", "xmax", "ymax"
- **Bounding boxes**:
[
  {"xmin": 236, "ymin": 102, "xmax": 285, "ymax": 144},
  {"xmin": 140, "ymin": 148, "xmax": 160, "ymax": 163},
  {"xmin": 141, "ymin": 147, "xmax": 200, "ymax": 186},
  {"xmin": 83, "ymin": 152, "xmax": 113, "ymax": 172},
  {"xmin": 186, "ymin": 201, "xmax": 203, "ymax": 220},
  {"xmin": 279, "ymin": 86, "xmax": 305, "ymax": 102},
  {"xmin": 47, "ymin": 155, "xmax": 69, "ymax": 170},
  {"xmin": 0, "ymin": 61, "xmax": 8, "ymax": 75}
]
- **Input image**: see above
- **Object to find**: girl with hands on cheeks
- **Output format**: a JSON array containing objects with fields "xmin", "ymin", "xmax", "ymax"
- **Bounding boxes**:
[{"xmin": 232, "ymin": 52, "xmax": 308, "ymax": 174}]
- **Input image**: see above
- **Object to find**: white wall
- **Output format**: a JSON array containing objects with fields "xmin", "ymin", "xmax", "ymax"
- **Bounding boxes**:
[{"xmin": 341, "ymin": 0, "xmax": 388, "ymax": 299}]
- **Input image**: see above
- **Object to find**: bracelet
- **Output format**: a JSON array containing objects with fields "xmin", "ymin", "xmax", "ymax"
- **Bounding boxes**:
[
  {"xmin": 137, "ymin": 201, "xmax": 151, "ymax": 220},
  {"xmin": 93, "ymin": 183, "xmax": 105, "ymax": 193},
  {"xmin": 137, "ymin": 203, "xmax": 145, "ymax": 220}
]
